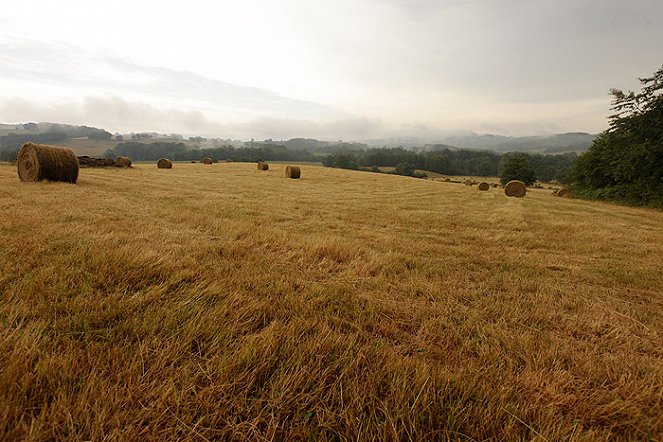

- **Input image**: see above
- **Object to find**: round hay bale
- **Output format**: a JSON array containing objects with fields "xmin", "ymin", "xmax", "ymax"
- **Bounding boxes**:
[
  {"xmin": 157, "ymin": 158, "xmax": 173, "ymax": 169},
  {"xmin": 17, "ymin": 142, "xmax": 79, "ymax": 183},
  {"xmin": 202, "ymin": 157, "xmax": 213, "ymax": 164},
  {"xmin": 444, "ymin": 177, "xmax": 451, "ymax": 182},
  {"xmin": 464, "ymin": 179, "xmax": 473, "ymax": 186},
  {"xmin": 257, "ymin": 162, "xmax": 269, "ymax": 170},
  {"xmin": 115, "ymin": 156, "xmax": 132, "ymax": 168},
  {"xmin": 285, "ymin": 165, "xmax": 300, "ymax": 179},
  {"xmin": 557, "ymin": 188, "xmax": 570, "ymax": 198},
  {"xmin": 190, "ymin": 160, "xmax": 197, "ymax": 163},
  {"xmin": 478, "ymin": 182, "xmax": 490, "ymax": 191},
  {"xmin": 504, "ymin": 180, "xmax": 527, "ymax": 198}
]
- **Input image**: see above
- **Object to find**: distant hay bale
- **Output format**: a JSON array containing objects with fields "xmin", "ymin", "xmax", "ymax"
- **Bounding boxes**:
[
  {"xmin": 190, "ymin": 160, "xmax": 197, "ymax": 163},
  {"xmin": 115, "ymin": 156, "xmax": 132, "ymax": 168},
  {"xmin": 285, "ymin": 165, "xmax": 301, "ymax": 179},
  {"xmin": 504, "ymin": 180, "xmax": 527, "ymax": 198},
  {"xmin": 202, "ymin": 157, "xmax": 213, "ymax": 164},
  {"xmin": 157, "ymin": 158, "xmax": 173, "ymax": 169},
  {"xmin": 444, "ymin": 177, "xmax": 451, "ymax": 182},
  {"xmin": 478, "ymin": 182, "xmax": 490, "ymax": 191},
  {"xmin": 17, "ymin": 142, "xmax": 79, "ymax": 183},
  {"xmin": 464, "ymin": 179, "xmax": 473, "ymax": 186},
  {"xmin": 557, "ymin": 188, "xmax": 570, "ymax": 198},
  {"xmin": 257, "ymin": 162, "xmax": 269, "ymax": 170}
]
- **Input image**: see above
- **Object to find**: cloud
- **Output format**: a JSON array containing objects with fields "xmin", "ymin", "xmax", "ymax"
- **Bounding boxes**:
[
  {"xmin": 0, "ymin": 38, "xmax": 344, "ymax": 123},
  {"xmin": 0, "ymin": 95, "xmax": 389, "ymax": 140}
]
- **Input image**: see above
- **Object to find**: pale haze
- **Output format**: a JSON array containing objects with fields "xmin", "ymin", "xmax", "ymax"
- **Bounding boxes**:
[{"xmin": 1, "ymin": 0, "xmax": 661, "ymax": 140}]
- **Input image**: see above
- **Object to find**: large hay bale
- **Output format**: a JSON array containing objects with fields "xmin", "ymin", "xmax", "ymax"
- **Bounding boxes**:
[
  {"xmin": 285, "ymin": 165, "xmax": 301, "ymax": 179},
  {"xmin": 478, "ymin": 182, "xmax": 490, "ymax": 191},
  {"xmin": 157, "ymin": 158, "xmax": 173, "ymax": 169},
  {"xmin": 504, "ymin": 180, "xmax": 527, "ymax": 198},
  {"xmin": 202, "ymin": 157, "xmax": 213, "ymax": 164},
  {"xmin": 17, "ymin": 142, "xmax": 79, "ymax": 183},
  {"xmin": 257, "ymin": 162, "xmax": 269, "ymax": 170},
  {"xmin": 115, "ymin": 156, "xmax": 132, "ymax": 168},
  {"xmin": 557, "ymin": 188, "xmax": 570, "ymax": 198},
  {"xmin": 464, "ymin": 179, "xmax": 473, "ymax": 186}
]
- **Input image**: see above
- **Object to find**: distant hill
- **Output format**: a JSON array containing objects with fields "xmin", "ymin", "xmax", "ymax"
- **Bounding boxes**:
[
  {"xmin": 433, "ymin": 132, "xmax": 597, "ymax": 153},
  {"xmin": 361, "ymin": 132, "xmax": 596, "ymax": 153}
]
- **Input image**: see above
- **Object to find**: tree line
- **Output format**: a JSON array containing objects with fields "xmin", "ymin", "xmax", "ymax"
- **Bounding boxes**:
[
  {"xmin": 105, "ymin": 141, "xmax": 316, "ymax": 163},
  {"xmin": 321, "ymin": 148, "xmax": 576, "ymax": 183}
]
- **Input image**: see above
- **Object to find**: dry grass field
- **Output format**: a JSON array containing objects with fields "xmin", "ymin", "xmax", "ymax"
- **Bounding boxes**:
[{"xmin": 0, "ymin": 162, "xmax": 662, "ymax": 441}]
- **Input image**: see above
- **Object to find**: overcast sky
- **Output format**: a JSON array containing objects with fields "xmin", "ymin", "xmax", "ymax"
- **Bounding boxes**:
[{"xmin": 1, "ymin": 0, "xmax": 661, "ymax": 139}]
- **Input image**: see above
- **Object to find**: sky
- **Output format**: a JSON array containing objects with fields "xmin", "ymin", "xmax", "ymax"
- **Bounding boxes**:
[{"xmin": 0, "ymin": 0, "xmax": 662, "ymax": 140}]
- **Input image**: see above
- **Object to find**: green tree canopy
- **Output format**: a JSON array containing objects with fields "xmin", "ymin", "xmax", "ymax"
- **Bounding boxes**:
[
  {"xmin": 499, "ymin": 153, "xmax": 537, "ymax": 185},
  {"xmin": 573, "ymin": 65, "xmax": 663, "ymax": 207}
]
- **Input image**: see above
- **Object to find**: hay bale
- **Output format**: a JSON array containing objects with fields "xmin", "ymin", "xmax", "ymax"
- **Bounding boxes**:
[
  {"xmin": 478, "ymin": 182, "xmax": 490, "ymax": 191},
  {"xmin": 557, "ymin": 188, "xmax": 570, "ymax": 198},
  {"xmin": 157, "ymin": 158, "xmax": 173, "ymax": 169},
  {"xmin": 504, "ymin": 180, "xmax": 527, "ymax": 198},
  {"xmin": 190, "ymin": 160, "xmax": 197, "ymax": 163},
  {"xmin": 285, "ymin": 165, "xmax": 300, "ymax": 179},
  {"xmin": 257, "ymin": 162, "xmax": 269, "ymax": 170},
  {"xmin": 115, "ymin": 156, "xmax": 132, "ymax": 168},
  {"xmin": 77, "ymin": 156, "xmax": 116, "ymax": 167},
  {"xmin": 17, "ymin": 142, "xmax": 79, "ymax": 183},
  {"xmin": 444, "ymin": 177, "xmax": 451, "ymax": 182},
  {"xmin": 202, "ymin": 157, "xmax": 213, "ymax": 164},
  {"xmin": 464, "ymin": 179, "xmax": 473, "ymax": 186}
]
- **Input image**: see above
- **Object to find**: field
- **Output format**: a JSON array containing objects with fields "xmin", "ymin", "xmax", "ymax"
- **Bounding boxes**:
[{"xmin": 1, "ymin": 162, "xmax": 662, "ymax": 440}]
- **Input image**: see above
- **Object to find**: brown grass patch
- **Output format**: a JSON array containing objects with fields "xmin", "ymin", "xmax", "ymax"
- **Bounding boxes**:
[{"xmin": 0, "ymin": 162, "xmax": 662, "ymax": 440}]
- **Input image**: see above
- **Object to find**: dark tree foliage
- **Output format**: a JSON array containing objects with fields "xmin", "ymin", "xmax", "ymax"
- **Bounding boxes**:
[
  {"xmin": 321, "ymin": 154, "xmax": 359, "ymax": 170},
  {"xmin": 499, "ymin": 153, "xmax": 537, "ymax": 185},
  {"xmin": 0, "ymin": 131, "xmax": 68, "ymax": 160},
  {"xmin": 573, "ymin": 65, "xmax": 663, "ymax": 207},
  {"xmin": 321, "ymin": 147, "xmax": 570, "ymax": 183},
  {"xmin": 105, "ymin": 141, "xmax": 316, "ymax": 163},
  {"xmin": 88, "ymin": 130, "xmax": 112, "ymax": 141},
  {"xmin": 394, "ymin": 162, "xmax": 415, "ymax": 176}
]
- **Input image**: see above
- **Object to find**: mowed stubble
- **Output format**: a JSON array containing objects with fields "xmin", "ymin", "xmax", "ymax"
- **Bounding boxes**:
[{"xmin": 0, "ymin": 162, "xmax": 661, "ymax": 440}]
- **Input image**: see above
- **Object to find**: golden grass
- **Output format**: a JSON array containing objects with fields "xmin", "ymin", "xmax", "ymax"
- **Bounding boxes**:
[{"xmin": 0, "ymin": 162, "xmax": 662, "ymax": 440}]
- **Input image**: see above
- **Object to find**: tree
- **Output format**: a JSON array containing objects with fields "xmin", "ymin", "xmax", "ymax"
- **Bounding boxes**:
[
  {"xmin": 500, "ymin": 153, "xmax": 536, "ymax": 185},
  {"xmin": 394, "ymin": 162, "xmax": 415, "ymax": 176},
  {"xmin": 572, "ymin": 64, "xmax": 663, "ymax": 207}
]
